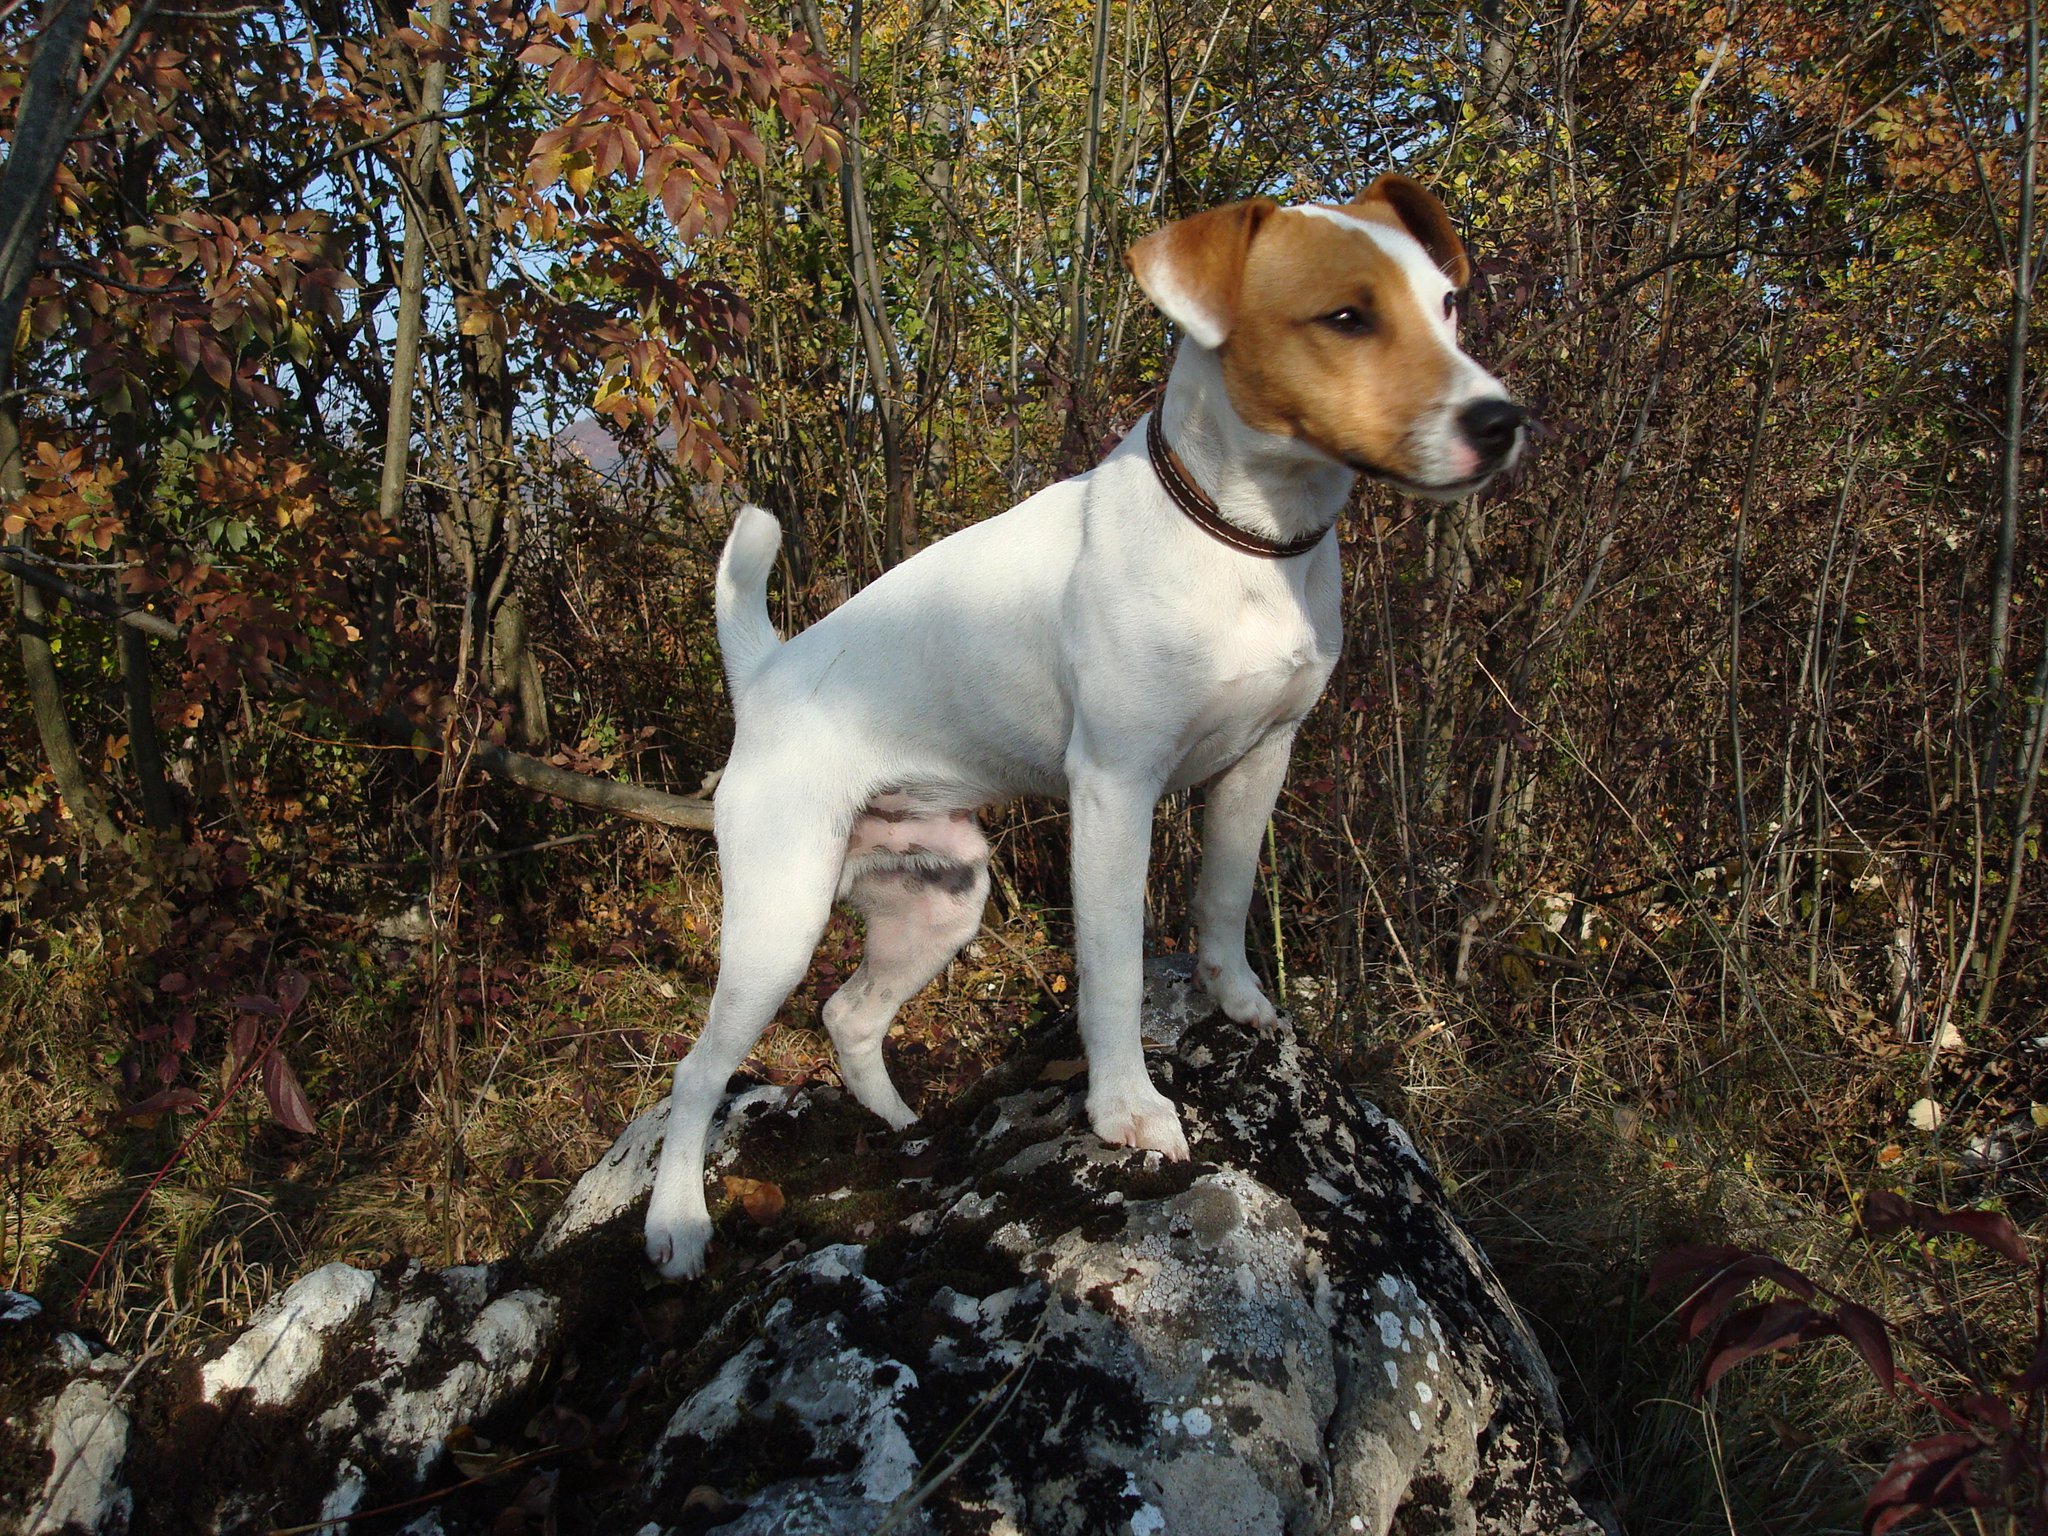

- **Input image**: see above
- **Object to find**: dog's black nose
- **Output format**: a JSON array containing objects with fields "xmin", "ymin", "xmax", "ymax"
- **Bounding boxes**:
[{"xmin": 1459, "ymin": 399, "xmax": 1528, "ymax": 463}]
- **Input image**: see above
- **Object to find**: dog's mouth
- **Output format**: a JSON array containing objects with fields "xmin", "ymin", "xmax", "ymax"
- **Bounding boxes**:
[{"xmin": 1343, "ymin": 457, "xmax": 1502, "ymax": 501}]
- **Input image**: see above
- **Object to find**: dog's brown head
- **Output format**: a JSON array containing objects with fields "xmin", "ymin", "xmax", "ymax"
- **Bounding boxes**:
[{"xmin": 1126, "ymin": 177, "xmax": 1525, "ymax": 499}]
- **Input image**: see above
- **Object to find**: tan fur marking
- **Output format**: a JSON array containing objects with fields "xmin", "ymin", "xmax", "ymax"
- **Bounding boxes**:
[
  {"xmin": 1356, "ymin": 173, "xmax": 1471, "ymax": 286},
  {"xmin": 1217, "ymin": 208, "xmax": 1460, "ymax": 480},
  {"xmin": 1124, "ymin": 197, "xmax": 1278, "ymax": 344}
]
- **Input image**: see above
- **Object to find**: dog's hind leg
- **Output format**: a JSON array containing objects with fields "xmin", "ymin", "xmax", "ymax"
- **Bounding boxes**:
[
  {"xmin": 644, "ymin": 791, "xmax": 842, "ymax": 1280},
  {"xmin": 828, "ymin": 842, "xmax": 989, "ymax": 1128}
]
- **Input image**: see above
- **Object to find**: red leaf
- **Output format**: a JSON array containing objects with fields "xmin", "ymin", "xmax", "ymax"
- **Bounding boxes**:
[
  {"xmin": 1699, "ymin": 1299, "xmax": 1837, "ymax": 1393},
  {"xmin": 274, "ymin": 969, "xmax": 310, "ymax": 1017},
  {"xmin": 1929, "ymin": 1209, "xmax": 2028, "ymax": 1267},
  {"xmin": 1859, "ymin": 1190, "xmax": 1914, "ymax": 1236},
  {"xmin": 1675, "ymin": 1255, "xmax": 1818, "ymax": 1342},
  {"xmin": 229, "ymin": 1014, "xmax": 259, "ymax": 1070},
  {"xmin": 2014, "ymin": 1338, "xmax": 2048, "ymax": 1392},
  {"xmin": 157, "ymin": 971, "xmax": 191, "ymax": 995},
  {"xmin": 1950, "ymin": 1392, "xmax": 2012, "ymax": 1432},
  {"xmin": 170, "ymin": 1009, "xmax": 195, "ymax": 1052},
  {"xmin": 199, "ymin": 337, "xmax": 233, "ymax": 391},
  {"xmin": 1863, "ymin": 1434, "xmax": 1982, "ymax": 1536},
  {"xmin": 115, "ymin": 1086, "xmax": 207, "ymax": 1123},
  {"xmin": 171, "ymin": 321, "xmax": 202, "ymax": 376},
  {"xmin": 1860, "ymin": 1192, "xmax": 2029, "ymax": 1265},
  {"xmin": 1832, "ymin": 1302, "xmax": 1895, "ymax": 1395},
  {"xmin": 261, "ymin": 1051, "xmax": 317, "ymax": 1134},
  {"xmin": 1647, "ymin": 1244, "xmax": 1749, "ymax": 1297},
  {"xmin": 232, "ymin": 994, "xmax": 282, "ymax": 1016}
]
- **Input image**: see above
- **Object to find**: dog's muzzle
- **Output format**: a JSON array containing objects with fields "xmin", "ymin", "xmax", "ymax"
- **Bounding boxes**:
[{"xmin": 1457, "ymin": 398, "xmax": 1529, "ymax": 473}]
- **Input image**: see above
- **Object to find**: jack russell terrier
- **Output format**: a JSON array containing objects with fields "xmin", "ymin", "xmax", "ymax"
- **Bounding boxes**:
[{"xmin": 644, "ymin": 176, "xmax": 1526, "ymax": 1277}]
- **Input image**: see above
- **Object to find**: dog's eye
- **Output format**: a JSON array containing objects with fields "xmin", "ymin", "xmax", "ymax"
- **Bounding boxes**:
[
  {"xmin": 1321, "ymin": 306, "xmax": 1374, "ymax": 335},
  {"xmin": 1442, "ymin": 291, "xmax": 1458, "ymax": 320}
]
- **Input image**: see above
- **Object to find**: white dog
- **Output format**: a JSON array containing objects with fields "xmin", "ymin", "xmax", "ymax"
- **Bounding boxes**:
[{"xmin": 644, "ymin": 177, "xmax": 1525, "ymax": 1277}]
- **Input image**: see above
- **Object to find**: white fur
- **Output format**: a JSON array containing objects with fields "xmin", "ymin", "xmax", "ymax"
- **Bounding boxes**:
[
  {"xmin": 715, "ymin": 504, "xmax": 783, "ymax": 690},
  {"xmin": 642, "ymin": 204, "xmax": 1520, "ymax": 1279},
  {"xmin": 1142, "ymin": 266, "xmax": 1229, "ymax": 351}
]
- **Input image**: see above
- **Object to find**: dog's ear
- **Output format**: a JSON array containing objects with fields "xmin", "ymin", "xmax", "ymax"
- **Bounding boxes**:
[
  {"xmin": 1357, "ymin": 174, "xmax": 1471, "ymax": 288},
  {"xmin": 1125, "ymin": 197, "xmax": 1278, "ymax": 349}
]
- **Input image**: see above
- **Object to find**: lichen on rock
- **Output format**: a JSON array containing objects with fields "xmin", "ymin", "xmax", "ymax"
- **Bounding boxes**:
[{"xmin": 1, "ymin": 959, "xmax": 1606, "ymax": 1535}]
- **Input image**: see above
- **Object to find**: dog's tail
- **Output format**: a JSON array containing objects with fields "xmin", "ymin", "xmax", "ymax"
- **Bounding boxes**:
[{"xmin": 716, "ymin": 504, "xmax": 783, "ymax": 698}]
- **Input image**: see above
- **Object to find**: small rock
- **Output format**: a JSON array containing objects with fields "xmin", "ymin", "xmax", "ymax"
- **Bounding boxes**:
[
  {"xmin": 200, "ymin": 1261, "xmax": 376, "ymax": 1407},
  {"xmin": 372, "ymin": 900, "xmax": 436, "ymax": 942},
  {"xmin": 28, "ymin": 1376, "xmax": 132, "ymax": 1536}
]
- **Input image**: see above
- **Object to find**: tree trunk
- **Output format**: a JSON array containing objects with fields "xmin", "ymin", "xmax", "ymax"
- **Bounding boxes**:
[
  {"xmin": 372, "ymin": 0, "xmax": 452, "ymax": 542},
  {"xmin": 914, "ymin": 0, "xmax": 957, "ymax": 515},
  {"xmin": 371, "ymin": 0, "xmax": 450, "ymax": 534},
  {"xmin": 373, "ymin": 0, "xmax": 547, "ymax": 744},
  {"xmin": 0, "ymin": 0, "xmax": 117, "ymax": 845},
  {"xmin": 807, "ymin": 0, "xmax": 916, "ymax": 568},
  {"xmin": 102, "ymin": 131, "xmax": 176, "ymax": 836},
  {"xmin": 1058, "ymin": 0, "xmax": 1113, "ymax": 472},
  {"xmin": 118, "ymin": 620, "xmax": 175, "ymax": 833},
  {"xmin": 1475, "ymin": 0, "xmax": 1514, "ymax": 122},
  {"xmin": 364, "ymin": 0, "xmax": 450, "ymax": 714},
  {"xmin": 5, "ymin": 420, "xmax": 117, "ymax": 846},
  {"xmin": 1983, "ymin": 0, "xmax": 2040, "ymax": 780},
  {"xmin": 0, "ymin": 0, "xmax": 93, "ymax": 351},
  {"xmin": 489, "ymin": 595, "xmax": 550, "ymax": 748}
]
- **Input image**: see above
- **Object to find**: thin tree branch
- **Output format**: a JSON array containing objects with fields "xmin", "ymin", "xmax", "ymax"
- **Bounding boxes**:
[{"xmin": 0, "ymin": 549, "xmax": 181, "ymax": 638}]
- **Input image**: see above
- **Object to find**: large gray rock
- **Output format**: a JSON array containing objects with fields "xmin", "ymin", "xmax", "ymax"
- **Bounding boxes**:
[{"xmin": 1, "ymin": 961, "xmax": 1604, "ymax": 1534}]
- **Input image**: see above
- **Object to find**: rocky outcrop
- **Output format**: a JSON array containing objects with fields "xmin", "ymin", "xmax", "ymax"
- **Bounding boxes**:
[{"xmin": 2, "ymin": 960, "xmax": 1605, "ymax": 1534}]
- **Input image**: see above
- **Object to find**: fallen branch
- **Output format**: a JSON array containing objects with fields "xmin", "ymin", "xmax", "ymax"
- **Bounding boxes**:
[
  {"xmin": 0, "ymin": 549, "xmax": 181, "ymax": 639},
  {"xmin": 473, "ymin": 740, "xmax": 715, "ymax": 831},
  {"xmin": 354, "ymin": 699, "xmax": 718, "ymax": 834}
]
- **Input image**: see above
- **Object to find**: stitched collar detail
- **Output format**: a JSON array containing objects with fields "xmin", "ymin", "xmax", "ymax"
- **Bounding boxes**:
[{"xmin": 1146, "ymin": 410, "xmax": 1334, "ymax": 559}]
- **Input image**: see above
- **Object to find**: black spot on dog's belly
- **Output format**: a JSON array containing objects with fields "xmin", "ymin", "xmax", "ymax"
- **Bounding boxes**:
[{"xmin": 904, "ymin": 862, "xmax": 980, "ymax": 897}]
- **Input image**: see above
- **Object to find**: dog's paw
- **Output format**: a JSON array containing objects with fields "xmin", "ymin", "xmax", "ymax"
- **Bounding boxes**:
[
  {"xmin": 1089, "ymin": 1084, "xmax": 1192, "ymax": 1161},
  {"xmin": 844, "ymin": 1078, "xmax": 920, "ymax": 1132},
  {"xmin": 1198, "ymin": 957, "xmax": 1280, "ymax": 1032},
  {"xmin": 644, "ymin": 1215, "xmax": 712, "ymax": 1280},
  {"xmin": 876, "ymin": 1100, "xmax": 921, "ymax": 1133}
]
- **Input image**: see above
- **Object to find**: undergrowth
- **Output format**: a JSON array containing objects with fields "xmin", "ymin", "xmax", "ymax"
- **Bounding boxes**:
[{"xmin": 5, "ymin": 823, "xmax": 2044, "ymax": 1536}]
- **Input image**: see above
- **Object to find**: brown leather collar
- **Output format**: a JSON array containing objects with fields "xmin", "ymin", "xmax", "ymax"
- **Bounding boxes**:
[{"xmin": 1146, "ymin": 409, "xmax": 1334, "ymax": 559}]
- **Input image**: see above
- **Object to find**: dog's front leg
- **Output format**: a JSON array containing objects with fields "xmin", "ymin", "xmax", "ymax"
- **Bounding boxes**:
[
  {"xmin": 1190, "ymin": 728, "xmax": 1295, "ymax": 1030},
  {"xmin": 1068, "ymin": 762, "xmax": 1191, "ymax": 1160}
]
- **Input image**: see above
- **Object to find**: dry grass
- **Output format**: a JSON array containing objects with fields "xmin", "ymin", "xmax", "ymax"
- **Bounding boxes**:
[
  {"xmin": 4, "ymin": 850, "xmax": 2039, "ymax": 1534},
  {"xmin": 0, "ymin": 849, "xmax": 1060, "ymax": 1365},
  {"xmin": 1285, "ymin": 938, "xmax": 2042, "ymax": 1535}
]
